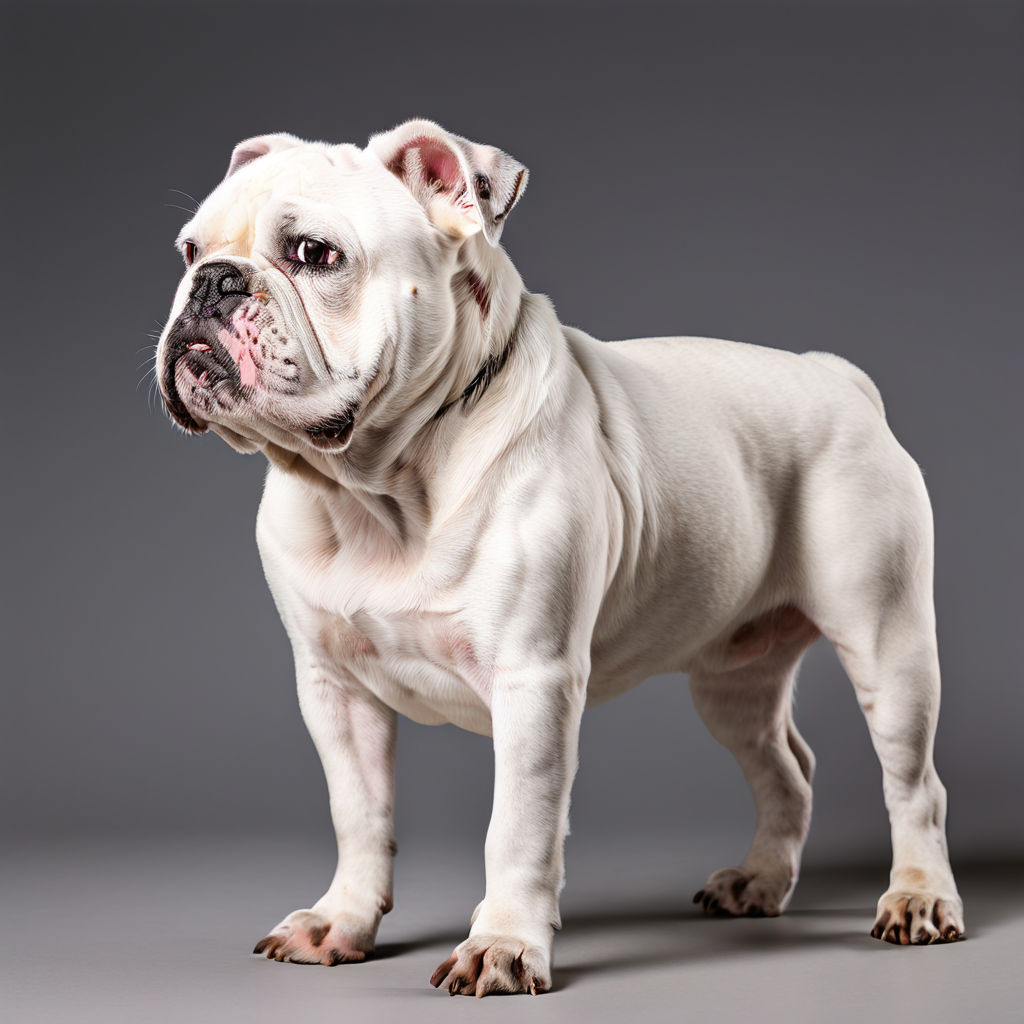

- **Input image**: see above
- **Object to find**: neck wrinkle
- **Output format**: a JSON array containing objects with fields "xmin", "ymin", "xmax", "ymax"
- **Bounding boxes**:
[
  {"xmin": 434, "ymin": 289, "xmax": 525, "ymax": 421},
  {"xmin": 266, "ymin": 268, "xmax": 554, "ymax": 558},
  {"xmin": 433, "ymin": 248, "xmax": 524, "ymax": 416}
]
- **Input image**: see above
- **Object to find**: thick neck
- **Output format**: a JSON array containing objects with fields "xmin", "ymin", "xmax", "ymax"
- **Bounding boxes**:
[{"xmin": 259, "ymin": 252, "xmax": 559, "ymax": 553}]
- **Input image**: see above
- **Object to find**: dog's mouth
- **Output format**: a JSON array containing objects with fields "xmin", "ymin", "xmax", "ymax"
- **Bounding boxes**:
[
  {"xmin": 164, "ymin": 336, "xmax": 358, "ymax": 453},
  {"xmin": 161, "ymin": 324, "xmax": 242, "ymax": 432},
  {"xmin": 305, "ymin": 409, "xmax": 356, "ymax": 451},
  {"xmin": 179, "ymin": 340, "xmax": 235, "ymax": 386},
  {"xmin": 161, "ymin": 307, "xmax": 360, "ymax": 452}
]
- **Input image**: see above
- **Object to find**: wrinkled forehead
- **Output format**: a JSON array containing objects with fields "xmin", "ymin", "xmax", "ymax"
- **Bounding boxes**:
[{"xmin": 178, "ymin": 142, "xmax": 407, "ymax": 254}]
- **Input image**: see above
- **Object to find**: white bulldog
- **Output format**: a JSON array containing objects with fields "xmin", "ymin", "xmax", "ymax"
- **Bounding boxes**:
[{"xmin": 156, "ymin": 119, "xmax": 965, "ymax": 996}]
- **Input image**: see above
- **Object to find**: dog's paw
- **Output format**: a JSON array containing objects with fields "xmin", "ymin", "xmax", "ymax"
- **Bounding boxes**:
[
  {"xmin": 429, "ymin": 935, "xmax": 551, "ymax": 997},
  {"xmin": 253, "ymin": 908, "xmax": 376, "ymax": 965},
  {"xmin": 693, "ymin": 866, "xmax": 793, "ymax": 917},
  {"xmin": 871, "ymin": 891, "xmax": 965, "ymax": 945}
]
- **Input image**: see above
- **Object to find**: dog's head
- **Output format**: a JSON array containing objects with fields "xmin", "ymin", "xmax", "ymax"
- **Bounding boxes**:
[{"xmin": 156, "ymin": 119, "xmax": 528, "ymax": 460}]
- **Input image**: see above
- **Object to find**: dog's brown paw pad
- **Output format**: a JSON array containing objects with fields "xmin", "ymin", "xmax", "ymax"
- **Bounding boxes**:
[
  {"xmin": 429, "ymin": 935, "xmax": 550, "ymax": 997},
  {"xmin": 871, "ymin": 892, "xmax": 965, "ymax": 945},
  {"xmin": 253, "ymin": 908, "xmax": 375, "ymax": 965},
  {"xmin": 693, "ymin": 866, "xmax": 792, "ymax": 917}
]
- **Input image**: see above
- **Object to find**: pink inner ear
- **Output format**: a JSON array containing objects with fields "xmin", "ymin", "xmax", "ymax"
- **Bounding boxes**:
[
  {"xmin": 393, "ymin": 135, "xmax": 465, "ymax": 194},
  {"xmin": 226, "ymin": 141, "xmax": 271, "ymax": 178}
]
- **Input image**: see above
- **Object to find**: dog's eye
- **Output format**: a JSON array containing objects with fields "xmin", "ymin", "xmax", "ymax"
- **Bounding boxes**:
[
  {"xmin": 294, "ymin": 238, "xmax": 342, "ymax": 267},
  {"xmin": 182, "ymin": 241, "xmax": 199, "ymax": 267}
]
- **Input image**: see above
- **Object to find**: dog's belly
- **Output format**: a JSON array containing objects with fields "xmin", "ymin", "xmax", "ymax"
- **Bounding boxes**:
[
  {"xmin": 586, "ymin": 603, "xmax": 820, "ymax": 704},
  {"xmin": 320, "ymin": 599, "xmax": 818, "ymax": 733}
]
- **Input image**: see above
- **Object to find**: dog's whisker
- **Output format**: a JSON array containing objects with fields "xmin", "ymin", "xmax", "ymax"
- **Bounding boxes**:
[{"xmin": 168, "ymin": 187, "xmax": 200, "ymax": 213}]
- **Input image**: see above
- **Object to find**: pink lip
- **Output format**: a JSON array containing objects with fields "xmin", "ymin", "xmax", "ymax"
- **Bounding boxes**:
[{"xmin": 217, "ymin": 303, "xmax": 263, "ymax": 387}]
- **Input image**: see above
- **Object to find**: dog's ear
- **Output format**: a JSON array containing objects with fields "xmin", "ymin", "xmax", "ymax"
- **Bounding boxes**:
[
  {"xmin": 368, "ymin": 119, "xmax": 528, "ymax": 245},
  {"xmin": 224, "ymin": 133, "xmax": 302, "ymax": 180}
]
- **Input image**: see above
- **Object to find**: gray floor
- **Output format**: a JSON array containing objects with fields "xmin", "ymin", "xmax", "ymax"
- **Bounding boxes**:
[{"xmin": 3, "ymin": 835, "xmax": 1020, "ymax": 1023}]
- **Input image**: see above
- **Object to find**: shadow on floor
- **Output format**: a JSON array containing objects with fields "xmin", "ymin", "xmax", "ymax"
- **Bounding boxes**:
[
  {"xmin": 371, "ymin": 858, "xmax": 1024, "ymax": 987},
  {"xmin": 548, "ymin": 859, "xmax": 1024, "ymax": 990}
]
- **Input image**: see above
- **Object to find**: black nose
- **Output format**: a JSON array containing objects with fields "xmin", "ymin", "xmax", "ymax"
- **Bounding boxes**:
[{"xmin": 188, "ymin": 261, "xmax": 251, "ymax": 320}]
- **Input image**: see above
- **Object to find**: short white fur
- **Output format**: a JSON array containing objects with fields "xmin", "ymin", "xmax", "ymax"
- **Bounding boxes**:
[{"xmin": 156, "ymin": 118, "xmax": 965, "ymax": 996}]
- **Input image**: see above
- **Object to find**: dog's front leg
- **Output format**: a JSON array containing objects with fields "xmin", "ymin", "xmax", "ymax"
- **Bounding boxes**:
[
  {"xmin": 254, "ymin": 666, "xmax": 397, "ymax": 965},
  {"xmin": 431, "ymin": 665, "xmax": 586, "ymax": 997}
]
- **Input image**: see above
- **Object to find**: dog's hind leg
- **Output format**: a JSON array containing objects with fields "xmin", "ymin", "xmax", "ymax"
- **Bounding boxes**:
[
  {"xmin": 690, "ymin": 613, "xmax": 819, "ymax": 917},
  {"xmin": 816, "ymin": 569, "xmax": 963, "ymax": 941},
  {"xmin": 806, "ymin": 443, "xmax": 964, "ymax": 944}
]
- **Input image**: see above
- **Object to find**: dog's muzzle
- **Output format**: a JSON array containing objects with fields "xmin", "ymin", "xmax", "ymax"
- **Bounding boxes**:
[{"xmin": 159, "ymin": 261, "xmax": 253, "ymax": 431}]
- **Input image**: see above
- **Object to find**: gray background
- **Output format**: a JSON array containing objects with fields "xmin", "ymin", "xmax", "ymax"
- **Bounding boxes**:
[{"xmin": 2, "ymin": 1, "xmax": 1021, "ymax": 1020}]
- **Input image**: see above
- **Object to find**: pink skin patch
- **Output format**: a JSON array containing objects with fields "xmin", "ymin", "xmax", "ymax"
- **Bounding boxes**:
[
  {"xmin": 724, "ymin": 606, "xmax": 819, "ymax": 671},
  {"xmin": 217, "ymin": 302, "xmax": 263, "ymax": 387}
]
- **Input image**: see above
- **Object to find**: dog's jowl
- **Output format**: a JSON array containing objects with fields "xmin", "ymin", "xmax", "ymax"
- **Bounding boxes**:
[{"xmin": 156, "ymin": 119, "xmax": 964, "ymax": 996}]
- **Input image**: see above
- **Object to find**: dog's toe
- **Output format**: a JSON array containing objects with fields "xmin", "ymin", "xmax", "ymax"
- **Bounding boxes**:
[
  {"xmin": 695, "ymin": 866, "xmax": 793, "ymax": 917},
  {"xmin": 253, "ymin": 908, "xmax": 375, "ymax": 965},
  {"xmin": 430, "ymin": 936, "xmax": 550, "ymax": 997},
  {"xmin": 872, "ymin": 891, "xmax": 964, "ymax": 945}
]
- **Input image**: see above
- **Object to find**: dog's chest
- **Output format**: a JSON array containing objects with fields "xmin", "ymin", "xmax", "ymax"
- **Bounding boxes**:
[
  {"xmin": 259, "ymin": 492, "xmax": 496, "ymax": 732},
  {"xmin": 316, "ymin": 604, "xmax": 494, "ymax": 732}
]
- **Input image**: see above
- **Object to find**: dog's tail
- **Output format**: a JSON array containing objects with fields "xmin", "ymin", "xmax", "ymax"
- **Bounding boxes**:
[{"xmin": 802, "ymin": 350, "xmax": 886, "ymax": 419}]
